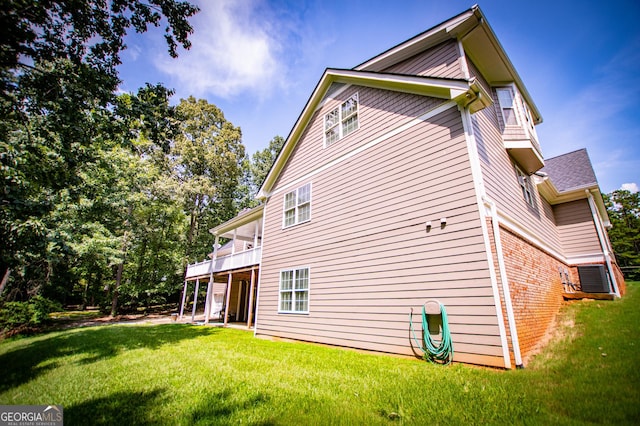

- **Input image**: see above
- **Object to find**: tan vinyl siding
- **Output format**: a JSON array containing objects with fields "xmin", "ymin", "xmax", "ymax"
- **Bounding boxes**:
[
  {"xmin": 258, "ymin": 104, "xmax": 505, "ymax": 367},
  {"xmin": 382, "ymin": 40, "xmax": 464, "ymax": 79},
  {"xmin": 274, "ymin": 86, "xmax": 442, "ymax": 189},
  {"xmin": 554, "ymin": 199, "xmax": 602, "ymax": 257},
  {"xmin": 467, "ymin": 60, "xmax": 562, "ymax": 255}
]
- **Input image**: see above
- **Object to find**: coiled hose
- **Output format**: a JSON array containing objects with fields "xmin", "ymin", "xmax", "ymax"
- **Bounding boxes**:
[{"xmin": 409, "ymin": 302, "xmax": 453, "ymax": 364}]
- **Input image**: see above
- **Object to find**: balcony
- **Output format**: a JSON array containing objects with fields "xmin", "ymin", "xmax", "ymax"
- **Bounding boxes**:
[
  {"xmin": 504, "ymin": 136, "xmax": 544, "ymax": 174},
  {"xmin": 186, "ymin": 247, "xmax": 262, "ymax": 279}
]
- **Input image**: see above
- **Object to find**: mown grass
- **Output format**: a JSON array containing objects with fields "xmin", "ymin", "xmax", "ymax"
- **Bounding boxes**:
[{"xmin": 1, "ymin": 283, "xmax": 638, "ymax": 425}]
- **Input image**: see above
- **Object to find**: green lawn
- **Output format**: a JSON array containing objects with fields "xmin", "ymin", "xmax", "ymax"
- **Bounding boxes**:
[{"xmin": 1, "ymin": 284, "xmax": 639, "ymax": 425}]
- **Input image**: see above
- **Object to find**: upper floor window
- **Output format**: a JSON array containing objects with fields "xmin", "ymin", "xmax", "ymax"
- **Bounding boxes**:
[
  {"xmin": 496, "ymin": 88, "xmax": 518, "ymax": 126},
  {"xmin": 515, "ymin": 165, "xmax": 535, "ymax": 207},
  {"xmin": 283, "ymin": 183, "xmax": 311, "ymax": 228},
  {"xmin": 324, "ymin": 93, "xmax": 359, "ymax": 147},
  {"xmin": 279, "ymin": 267, "xmax": 309, "ymax": 313}
]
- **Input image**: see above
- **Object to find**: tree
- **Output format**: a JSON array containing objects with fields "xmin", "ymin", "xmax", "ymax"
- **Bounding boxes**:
[
  {"xmin": 605, "ymin": 189, "xmax": 640, "ymax": 280},
  {"xmin": 0, "ymin": 1, "xmax": 198, "ymax": 301},
  {"xmin": 172, "ymin": 97, "xmax": 246, "ymax": 264},
  {"xmin": 250, "ymin": 135, "xmax": 284, "ymax": 192}
]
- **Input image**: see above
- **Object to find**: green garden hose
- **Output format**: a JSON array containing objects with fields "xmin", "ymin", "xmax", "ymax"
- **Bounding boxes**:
[{"xmin": 409, "ymin": 302, "xmax": 453, "ymax": 364}]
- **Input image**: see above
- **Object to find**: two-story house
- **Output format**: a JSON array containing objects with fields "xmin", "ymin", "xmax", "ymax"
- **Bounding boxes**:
[{"xmin": 182, "ymin": 5, "xmax": 624, "ymax": 369}]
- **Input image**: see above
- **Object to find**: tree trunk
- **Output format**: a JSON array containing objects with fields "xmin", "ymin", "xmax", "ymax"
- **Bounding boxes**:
[
  {"xmin": 111, "ymin": 259, "xmax": 125, "ymax": 317},
  {"xmin": 0, "ymin": 268, "xmax": 10, "ymax": 298},
  {"xmin": 111, "ymin": 205, "xmax": 133, "ymax": 317},
  {"xmin": 81, "ymin": 278, "xmax": 89, "ymax": 311}
]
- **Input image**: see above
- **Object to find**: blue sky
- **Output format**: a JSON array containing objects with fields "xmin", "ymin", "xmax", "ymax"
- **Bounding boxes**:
[{"xmin": 117, "ymin": 0, "xmax": 640, "ymax": 193}]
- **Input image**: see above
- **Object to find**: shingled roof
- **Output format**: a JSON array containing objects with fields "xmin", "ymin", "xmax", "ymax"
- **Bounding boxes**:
[{"xmin": 541, "ymin": 148, "xmax": 598, "ymax": 192}]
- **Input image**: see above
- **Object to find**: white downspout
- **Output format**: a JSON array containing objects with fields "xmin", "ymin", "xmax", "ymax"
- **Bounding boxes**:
[
  {"xmin": 586, "ymin": 190, "xmax": 620, "ymax": 297},
  {"xmin": 484, "ymin": 197, "xmax": 524, "ymax": 368}
]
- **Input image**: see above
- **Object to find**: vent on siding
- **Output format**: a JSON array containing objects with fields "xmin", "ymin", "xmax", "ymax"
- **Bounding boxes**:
[{"xmin": 577, "ymin": 265, "xmax": 610, "ymax": 293}]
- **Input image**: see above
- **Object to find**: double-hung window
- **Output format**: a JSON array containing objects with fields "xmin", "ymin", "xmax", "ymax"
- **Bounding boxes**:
[
  {"xmin": 496, "ymin": 88, "xmax": 518, "ymax": 126},
  {"xmin": 283, "ymin": 183, "xmax": 311, "ymax": 227},
  {"xmin": 324, "ymin": 93, "xmax": 359, "ymax": 147},
  {"xmin": 279, "ymin": 267, "xmax": 309, "ymax": 313},
  {"xmin": 515, "ymin": 165, "xmax": 535, "ymax": 207}
]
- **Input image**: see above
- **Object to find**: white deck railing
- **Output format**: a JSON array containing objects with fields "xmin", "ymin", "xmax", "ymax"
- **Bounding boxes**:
[{"xmin": 186, "ymin": 247, "xmax": 262, "ymax": 279}]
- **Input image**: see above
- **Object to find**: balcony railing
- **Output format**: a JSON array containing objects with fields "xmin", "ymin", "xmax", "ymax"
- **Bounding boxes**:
[{"xmin": 186, "ymin": 247, "xmax": 262, "ymax": 279}]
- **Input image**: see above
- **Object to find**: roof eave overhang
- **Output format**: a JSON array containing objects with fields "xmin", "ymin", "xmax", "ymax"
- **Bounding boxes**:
[
  {"xmin": 355, "ymin": 5, "xmax": 542, "ymax": 125},
  {"xmin": 209, "ymin": 204, "xmax": 264, "ymax": 237},
  {"xmin": 257, "ymin": 69, "xmax": 491, "ymax": 199},
  {"xmin": 536, "ymin": 179, "xmax": 611, "ymax": 227}
]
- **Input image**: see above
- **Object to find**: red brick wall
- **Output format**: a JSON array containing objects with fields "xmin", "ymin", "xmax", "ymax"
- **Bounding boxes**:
[
  {"xmin": 492, "ymin": 223, "xmax": 565, "ymax": 361},
  {"xmin": 612, "ymin": 262, "xmax": 626, "ymax": 296},
  {"xmin": 487, "ymin": 219, "xmax": 626, "ymax": 366}
]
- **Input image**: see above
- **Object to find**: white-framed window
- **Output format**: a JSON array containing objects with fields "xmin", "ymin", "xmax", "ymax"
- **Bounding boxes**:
[
  {"xmin": 283, "ymin": 183, "xmax": 311, "ymax": 228},
  {"xmin": 324, "ymin": 93, "xmax": 359, "ymax": 147},
  {"xmin": 279, "ymin": 267, "xmax": 309, "ymax": 313},
  {"xmin": 515, "ymin": 165, "xmax": 535, "ymax": 207},
  {"xmin": 496, "ymin": 88, "xmax": 518, "ymax": 126}
]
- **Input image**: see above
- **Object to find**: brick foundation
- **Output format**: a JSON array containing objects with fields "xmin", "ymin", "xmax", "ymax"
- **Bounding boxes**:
[{"xmin": 487, "ymin": 219, "xmax": 567, "ymax": 364}]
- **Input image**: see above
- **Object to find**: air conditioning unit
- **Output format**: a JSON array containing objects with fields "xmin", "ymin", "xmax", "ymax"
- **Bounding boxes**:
[{"xmin": 577, "ymin": 265, "xmax": 610, "ymax": 293}]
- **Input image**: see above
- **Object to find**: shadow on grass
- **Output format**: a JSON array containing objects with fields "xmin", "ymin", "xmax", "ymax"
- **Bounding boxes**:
[
  {"xmin": 188, "ymin": 389, "xmax": 275, "ymax": 426},
  {"xmin": 65, "ymin": 389, "xmax": 165, "ymax": 426},
  {"xmin": 0, "ymin": 324, "xmax": 219, "ymax": 393}
]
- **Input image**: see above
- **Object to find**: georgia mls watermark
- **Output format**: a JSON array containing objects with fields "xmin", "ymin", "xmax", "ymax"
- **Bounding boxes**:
[{"xmin": 0, "ymin": 405, "xmax": 63, "ymax": 426}]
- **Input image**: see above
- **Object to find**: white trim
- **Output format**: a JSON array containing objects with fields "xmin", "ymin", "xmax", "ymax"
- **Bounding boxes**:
[
  {"xmin": 484, "ymin": 197, "xmax": 524, "ymax": 368},
  {"xmin": 258, "ymin": 70, "xmax": 481, "ymax": 199},
  {"xmin": 324, "ymin": 92, "xmax": 360, "ymax": 148},
  {"xmin": 514, "ymin": 164, "xmax": 535, "ymax": 208},
  {"xmin": 191, "ymin": 278, "xmax": 199, "ymax": 322},
  {"xmin": 354, "ymin": 8, "xmax": 475, "ymax": 71},
  {"xmin": 282, "ymin": 182, "xmax": 312, "ymax": 229},
  {"xmin": 277, "ymin": 266, "xmax": 311, "ymax": 314},
  {"xmin": 496, "ymin": 86, "xmax": 519, "ymax": 127},
  {"xmin": 586, "ymin": 190, "xmax": 620, "ymax": 297},
  {"xmin": 459, "ymin": 106, "xmax": 512, "ymax": 369},
  {"xmin": 566, "ymin": 253, "xmax": 606, "ymax": 265},
  {"xmin": 179, "ymin": 280, "xmax": 188, "ymax": 319},
  {"xmin": 318, "ymin": 83, "xmax": 351, "ymax": 110},
  {"xmin": 495, "ymin": 209, "xmax": 566, "ymax": 262},
  {"xmin": 271, "ymin": 101, "xmax": 458, "ymax": 197},
  {"xmin": 457, "ymin": 40, "xmax": 470, "ymax": 79},
  {"xmin": 224, "ymin": 273, "xmax": 233, "ymax": 325}
]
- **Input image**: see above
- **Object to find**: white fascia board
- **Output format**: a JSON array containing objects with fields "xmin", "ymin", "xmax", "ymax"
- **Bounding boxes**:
[
  {"xmin": 536, "ymin": 180, "xmax": 610, "ymax": 228},
  {"xmin": 257, "ymin": 69, "xmax": 474, "ymax": 198},
  {"xmin": 328, "ymin": 69, "xmax": 470, "ymax": 99},
  {"xmin": 590, "ymin": 189, "xmax": 612, "ymax": 228},
  {"xmin": 209, "ymin": 204, "xmax": 264, "ymax": 236},
  {"xmin": 354, "ymin": 8, "xmax": 476, "ymax": 72},
  {"xmin": 465, "ymin": 9, "xmax": 542, "ymax": 124}
]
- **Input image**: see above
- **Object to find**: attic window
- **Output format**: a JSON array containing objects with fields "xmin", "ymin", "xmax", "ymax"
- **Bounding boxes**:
[
  {"xmin": 324, "ymin": 93, "xmax": 359, "ymax": 147},
  {"xmin": 496, "ymin": 88, "xmax": 518, "ymax": 126}
]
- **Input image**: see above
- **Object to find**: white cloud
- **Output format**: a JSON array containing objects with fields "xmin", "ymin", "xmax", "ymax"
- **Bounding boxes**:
[
  {"xmin": 621, "ymin": 183, "xmax": 639, "ymax": 193},
  {"xmin": 154, "ymin": 0, "xmax": 285, "ymax": 99}
]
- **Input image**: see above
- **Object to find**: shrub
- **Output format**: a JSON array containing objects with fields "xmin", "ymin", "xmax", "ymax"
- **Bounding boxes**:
[{"xmin": 0, "ymin": 295, "xmax": 62, "ymax": 334}]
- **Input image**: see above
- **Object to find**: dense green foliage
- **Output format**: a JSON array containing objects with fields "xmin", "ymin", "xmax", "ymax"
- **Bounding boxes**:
[
  {"xmin": 0, "ymin": 295, "xmax": 61, "ymax": 333},
  {"xmin": 605, "ymin": 190, "xmax": 640, "ymax": 279},
  {"xmin": 0, "ymin": 1, "xmax": 285, "ymax": 315},
  {"xmin": 0, "ymin": 283, "xmax": 638, "ymax": 424}
]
